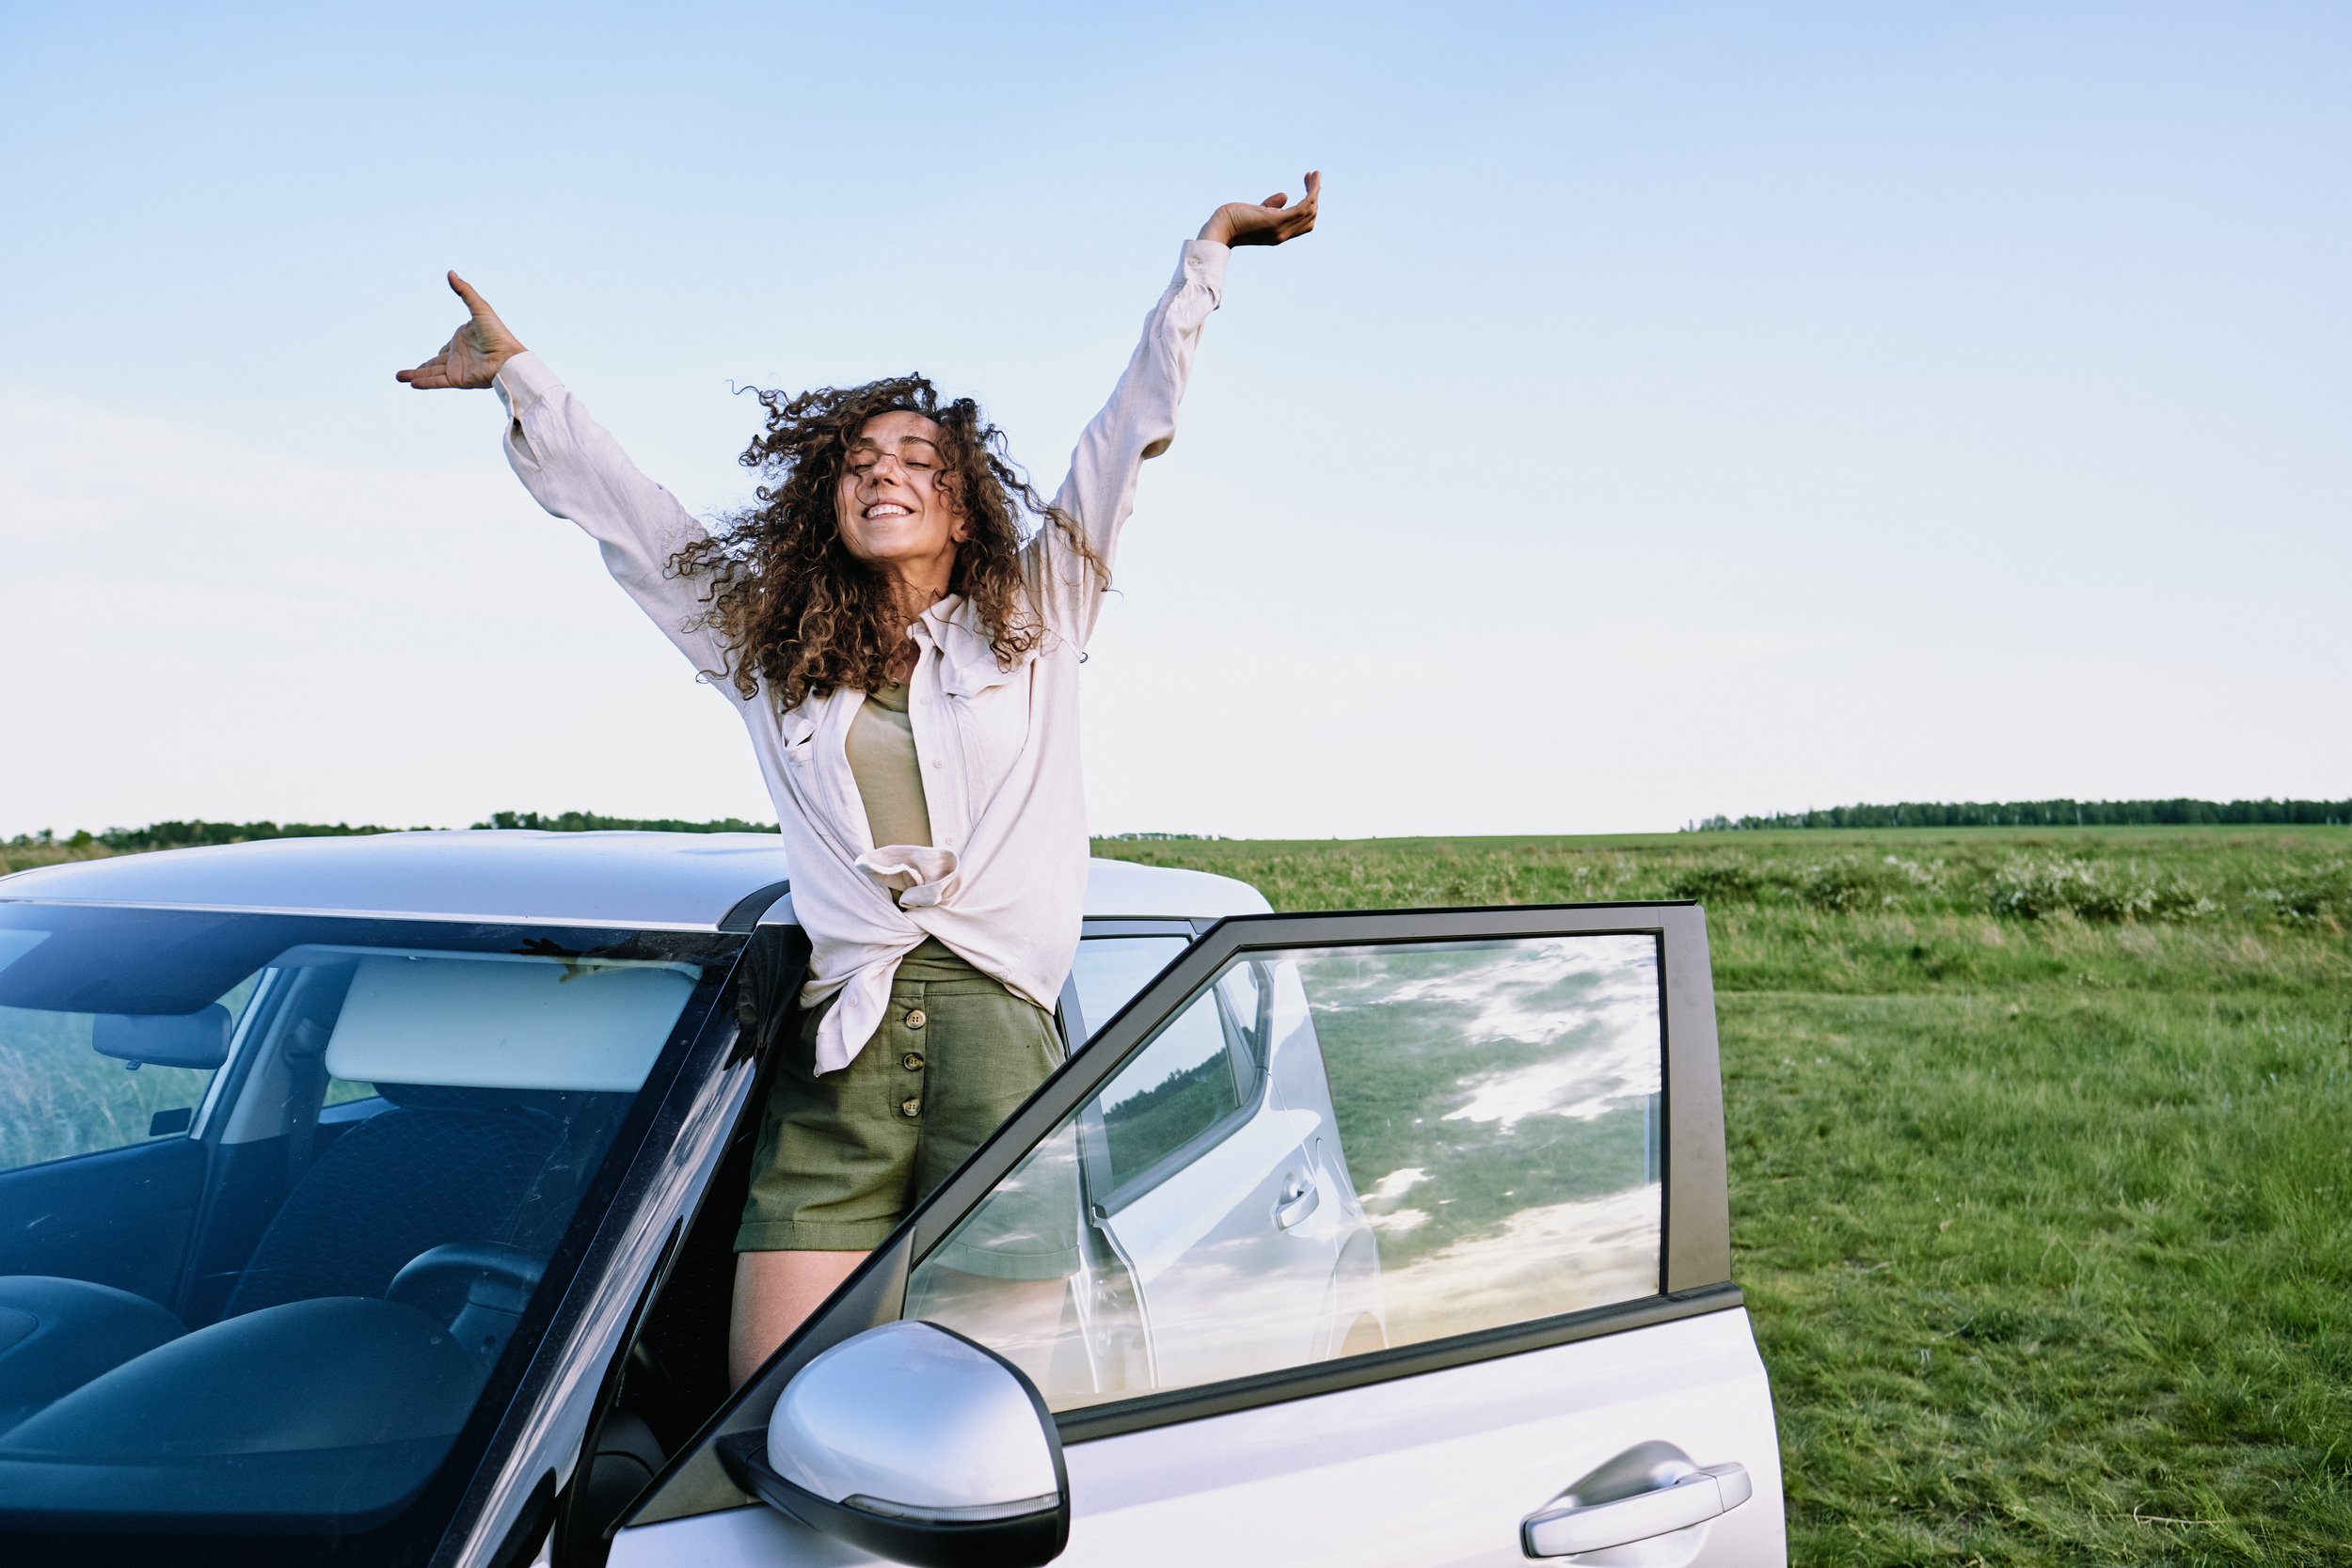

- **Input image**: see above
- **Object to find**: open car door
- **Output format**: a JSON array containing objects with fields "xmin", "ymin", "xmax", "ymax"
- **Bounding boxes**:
[{"xmin": 607, "ymin": 902, "xmax": 1787, "ymax": 1568}]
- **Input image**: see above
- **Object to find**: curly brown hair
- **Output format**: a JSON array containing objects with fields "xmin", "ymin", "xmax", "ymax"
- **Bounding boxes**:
[{"xmin": 668, "ymin": 374, "xmax": 1098, "ymax": 710}]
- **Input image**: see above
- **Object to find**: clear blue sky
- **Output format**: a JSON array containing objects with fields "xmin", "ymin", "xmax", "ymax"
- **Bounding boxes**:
[{"xmin": 3, "ymin": 1, "xmax": 2345, "ymax": 838}]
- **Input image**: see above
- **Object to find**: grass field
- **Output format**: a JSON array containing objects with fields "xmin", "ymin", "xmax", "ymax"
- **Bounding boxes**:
[{"xmin": 1092, "ymin": 828, "xmax": 2352, "ymax": 1566}]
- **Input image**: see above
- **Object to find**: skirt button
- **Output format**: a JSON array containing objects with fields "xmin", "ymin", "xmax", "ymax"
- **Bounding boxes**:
[
  {"xmin": 904, "ymin": 1008, "xmax": 928, "ymax": 1030},
  {"xmin": 899, "ymin": 1097, "xmax": 922, "ymax": 1118},
  {"xmin": 901, "ymin": 1052, "xmax": 926, "ymax": 1071}
]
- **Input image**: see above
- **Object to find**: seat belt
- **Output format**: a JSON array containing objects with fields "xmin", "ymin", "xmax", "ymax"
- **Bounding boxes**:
[{"xmin": 280, "ymin": 1016, "xmax": 331, "ymax": 1192}]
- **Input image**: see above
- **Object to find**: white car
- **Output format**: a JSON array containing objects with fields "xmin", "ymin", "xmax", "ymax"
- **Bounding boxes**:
[{"xmin": 0, "ymin": 831, "xmax": 1786, "ymax": 1566}]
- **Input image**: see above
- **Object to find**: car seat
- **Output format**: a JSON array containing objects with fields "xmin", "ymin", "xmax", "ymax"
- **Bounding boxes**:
[
  {"xmin": 226, "ymin": 1084, "xmax": 622, "ymax": 1317},
  {"xmin": 0, "ymin": 1085, "xmax": 626, "ymax": 1439}
]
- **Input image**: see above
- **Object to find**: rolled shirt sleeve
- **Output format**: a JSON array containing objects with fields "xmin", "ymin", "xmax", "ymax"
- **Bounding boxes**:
[
  {"xmin": 494, "ymin": 352, "xmax": 746, "ymax": 699},
  {"xmin": 1027, "ymin": 238, "xmax": 1229, "ymax": 648}
]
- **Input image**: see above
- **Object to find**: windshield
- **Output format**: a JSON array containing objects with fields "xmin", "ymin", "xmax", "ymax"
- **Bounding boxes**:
[{"xmin": 0, "ymin": 901, "xmax": 738, "ymax": 1561}]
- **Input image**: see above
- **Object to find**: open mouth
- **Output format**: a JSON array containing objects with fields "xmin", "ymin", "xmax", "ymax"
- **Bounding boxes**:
[{"xmin": 864, "ymin": 502, "xmax": 912, "ymax": 520}]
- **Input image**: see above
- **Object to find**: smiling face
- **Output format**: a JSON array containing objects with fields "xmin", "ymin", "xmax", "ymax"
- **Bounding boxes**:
[
  {"xmin": 834, "ymin": 411, "xmax": 966, "ymax": 586},
  {"xmin": 674, "ymin": 372, "xmax": 1083, "ymax": 709}
]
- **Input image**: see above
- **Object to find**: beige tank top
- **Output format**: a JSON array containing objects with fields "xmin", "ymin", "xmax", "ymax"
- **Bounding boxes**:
[{"xmin": 845, "ymin": 682, "xmax": 933, "ymax": 849}]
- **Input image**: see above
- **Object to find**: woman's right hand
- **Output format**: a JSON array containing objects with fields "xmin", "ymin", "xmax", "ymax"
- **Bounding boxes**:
[
  {"xmin": 397, "ymin": 272, "xmax": 528, "ymax": 389},
  {"xmin": 1199, "ymin": 171, "xmax": 1321, "ymax": 248}
]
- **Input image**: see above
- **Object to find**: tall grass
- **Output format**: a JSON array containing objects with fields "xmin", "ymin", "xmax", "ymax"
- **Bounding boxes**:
[
  {"xmin": 1097, "ymin": 827, "xmax": 2352, "ymax": 1565},
  {"xmin": 0, "ymin": 842, "xmax": 111, "ymax": 877}
]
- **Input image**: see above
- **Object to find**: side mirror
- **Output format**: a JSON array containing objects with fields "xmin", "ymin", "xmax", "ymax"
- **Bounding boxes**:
[
  {"xmin": 92, "ymin": 1005, "xmax": 231, "ymax": 1070},
  {"xmin": 717, "ymin": 1320, "xmax": 1069, "ymax": 1568}
]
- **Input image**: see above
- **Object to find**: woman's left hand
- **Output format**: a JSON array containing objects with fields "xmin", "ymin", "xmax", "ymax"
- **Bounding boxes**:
[{"xmin": 1200, "ymin": 170, "xmax": 1321, "ymax": 247}]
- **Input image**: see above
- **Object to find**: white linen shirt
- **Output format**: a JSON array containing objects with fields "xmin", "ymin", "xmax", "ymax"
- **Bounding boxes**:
[{"xmin": 493, "ymin": 239, "xmax": 1230, "ymax": 1074}]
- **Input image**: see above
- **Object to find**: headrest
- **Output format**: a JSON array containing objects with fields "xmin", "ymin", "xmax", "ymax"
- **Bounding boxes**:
[{"xmin": 321, "ymin": 953, "xmax": 697, "ymax": 1093}]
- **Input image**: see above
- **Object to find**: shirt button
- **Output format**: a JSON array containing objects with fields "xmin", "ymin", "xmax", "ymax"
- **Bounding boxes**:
[
  {"xmin": 901, "ymin": 1051, "xmax": 925, "ymax": 1071},
  {"xmin": 904, "ymin": 1008, "xmax": 927, "ymax": 1030},
  {"xmin": 899, "ymin": 1097, "xmax": 922, "ymax": 1118}
]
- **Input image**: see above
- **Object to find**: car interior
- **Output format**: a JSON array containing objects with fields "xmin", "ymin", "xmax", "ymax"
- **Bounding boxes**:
[{"xmin": 0, "ymin": 921, "xmax": 707, "ymax": 1533}]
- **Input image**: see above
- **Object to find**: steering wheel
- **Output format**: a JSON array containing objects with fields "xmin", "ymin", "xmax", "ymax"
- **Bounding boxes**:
[{"xmin": 387, "ymin": 1242, "xmax": 547, "ymax": 1325}]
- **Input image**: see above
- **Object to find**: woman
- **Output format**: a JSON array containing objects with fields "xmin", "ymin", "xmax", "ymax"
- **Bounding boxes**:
[{"xmin": 399, "ymin": 175, "xmax": 1320, "ymax": 1385}]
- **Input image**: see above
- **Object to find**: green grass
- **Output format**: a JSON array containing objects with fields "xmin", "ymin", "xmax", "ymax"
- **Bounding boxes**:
[{"xmin": 1094, "ymin": 827, "xmax": 2352, "ymax": 1565}]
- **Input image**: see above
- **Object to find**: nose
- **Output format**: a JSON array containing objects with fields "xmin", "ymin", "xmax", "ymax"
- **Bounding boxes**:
[{"xmin": 859, "ymin": 451, "xmax": 907, "ymax": 491}]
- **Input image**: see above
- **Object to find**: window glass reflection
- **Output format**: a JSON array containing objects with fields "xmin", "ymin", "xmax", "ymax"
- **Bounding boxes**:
[
  {"xmin": 1097, "ymin": 996, "xmax": 1240, "ymax": 1188},
  {"xmin": 911, "ymin": 932, "xmax": 1665, "ymax": 1410}
]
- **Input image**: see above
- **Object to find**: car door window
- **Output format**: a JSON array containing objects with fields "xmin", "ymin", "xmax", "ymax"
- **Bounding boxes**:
[
  {"xmin": 908, "ymin": 931, "xmax": 1664, "ymax": 1410},
  {"xmin": 0, "ymin": 973, "xmax": 258, "ymax": 1172},
  {"xmin": 324, "ymin": 1075, "xmax": 377, "ymax": 1107},
  {"xmin": 1069, "ymin": 935, "xmax": 1189, "ymax": 1039}
]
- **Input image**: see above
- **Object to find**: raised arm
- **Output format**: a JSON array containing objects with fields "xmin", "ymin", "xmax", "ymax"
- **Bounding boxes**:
[
  {"xmin": 1030, "ymin": 173, "xmax": 1321, "ymax": 644},
  {"xmin": 398, "ymin": 273, "xmax": 743, "ymax": 700}
]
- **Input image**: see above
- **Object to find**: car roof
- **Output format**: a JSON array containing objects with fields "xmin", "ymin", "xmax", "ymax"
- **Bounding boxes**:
[{"xmin": 0, "ymin": 831, "xmax": 1271, "ymax": 928}]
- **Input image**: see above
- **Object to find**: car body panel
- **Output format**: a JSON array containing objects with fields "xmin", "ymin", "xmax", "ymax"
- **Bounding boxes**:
[
  {"xmin": 0, "ymin": 832, "xmax": 1270, "ymax": 928},
  {"xmin": 0, "ymin": 831, "xmax": 794, "ymax": 928},
  {"xmin": 604, "ymin": 1307, "xmax": 1781, "ymax": 1568},
  {"xmin": 1049, "ymin": 1306, "xmax": 1785, "ymax": 1568}
]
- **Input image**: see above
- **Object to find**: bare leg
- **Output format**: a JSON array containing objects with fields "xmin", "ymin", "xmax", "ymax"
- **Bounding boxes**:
[{"xmin": 730, "ymin": 1248, "xmax": 868, "ymax": 1389}]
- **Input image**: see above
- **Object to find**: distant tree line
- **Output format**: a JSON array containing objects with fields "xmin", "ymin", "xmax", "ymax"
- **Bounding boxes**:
[
  {"xmin": 1693, "ymin": 799, "xmax": 2352, "ymax": 832},
  {"xmin": 1096, "ymin": 831, "xmax": 1227, "ymax": 841},
  {"xmin": 472, "ymin": 810, "xmax": 777, "ymax": 834},
  {"xmin": 5, "ymin": 812, "xmax": 778, "ymax": 852},
  {"xmin": 1, "ymin": 820, "xmax": 424, "ymax": 853}
]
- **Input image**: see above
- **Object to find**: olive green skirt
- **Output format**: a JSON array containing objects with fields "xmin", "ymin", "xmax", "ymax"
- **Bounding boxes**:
[{"xmin": 734, "ymin": 939, "xmax": 1081, "ymax": 1280}]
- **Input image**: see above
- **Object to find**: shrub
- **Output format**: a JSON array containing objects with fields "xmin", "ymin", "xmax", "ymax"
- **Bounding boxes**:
[
  {"xmin": 2243, "ymin": 861, "xmax": 2352, "ymax": 927},
  {"xmin": 1665, "ymin": 863, "xmax": 1766, "ymax": 905},
  {"xmin": 1988, "ymin": 856, "xmax": 2215, "ymax": 924},
  {"xmin": 1794, "ymin": 859, "xmax": 1899, "ymax": 912}
]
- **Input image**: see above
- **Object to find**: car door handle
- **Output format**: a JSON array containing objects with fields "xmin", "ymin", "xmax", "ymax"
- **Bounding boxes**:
[
  {"xmin": 1272, "ymin": 1176, "xmax": 1319, "ymax": 1230},
  {"xmin": 1521, "ymin": 1462, "xmax": 1753, "ymax": 1556}
]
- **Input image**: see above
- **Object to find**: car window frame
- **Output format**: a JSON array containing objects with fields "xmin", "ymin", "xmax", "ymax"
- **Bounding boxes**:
[
  {"xmin": 187, "ymin": 965, "xmax": 285, "ymax": 1139},
  {"xmin": 1216, "ymin": 957, "xmax": 1271, "ymax": 1061},
  {"xmin": 1060, "ymin": 919, "xmax": 1200, "ymax": 1046},
  {"xmin": 622, "ymin": 901, "xmax": 1740, "ymax": 1532},
  {"xmin": 916, "ymin": 905, "xmax": 1727, "ymax": 1279}
]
